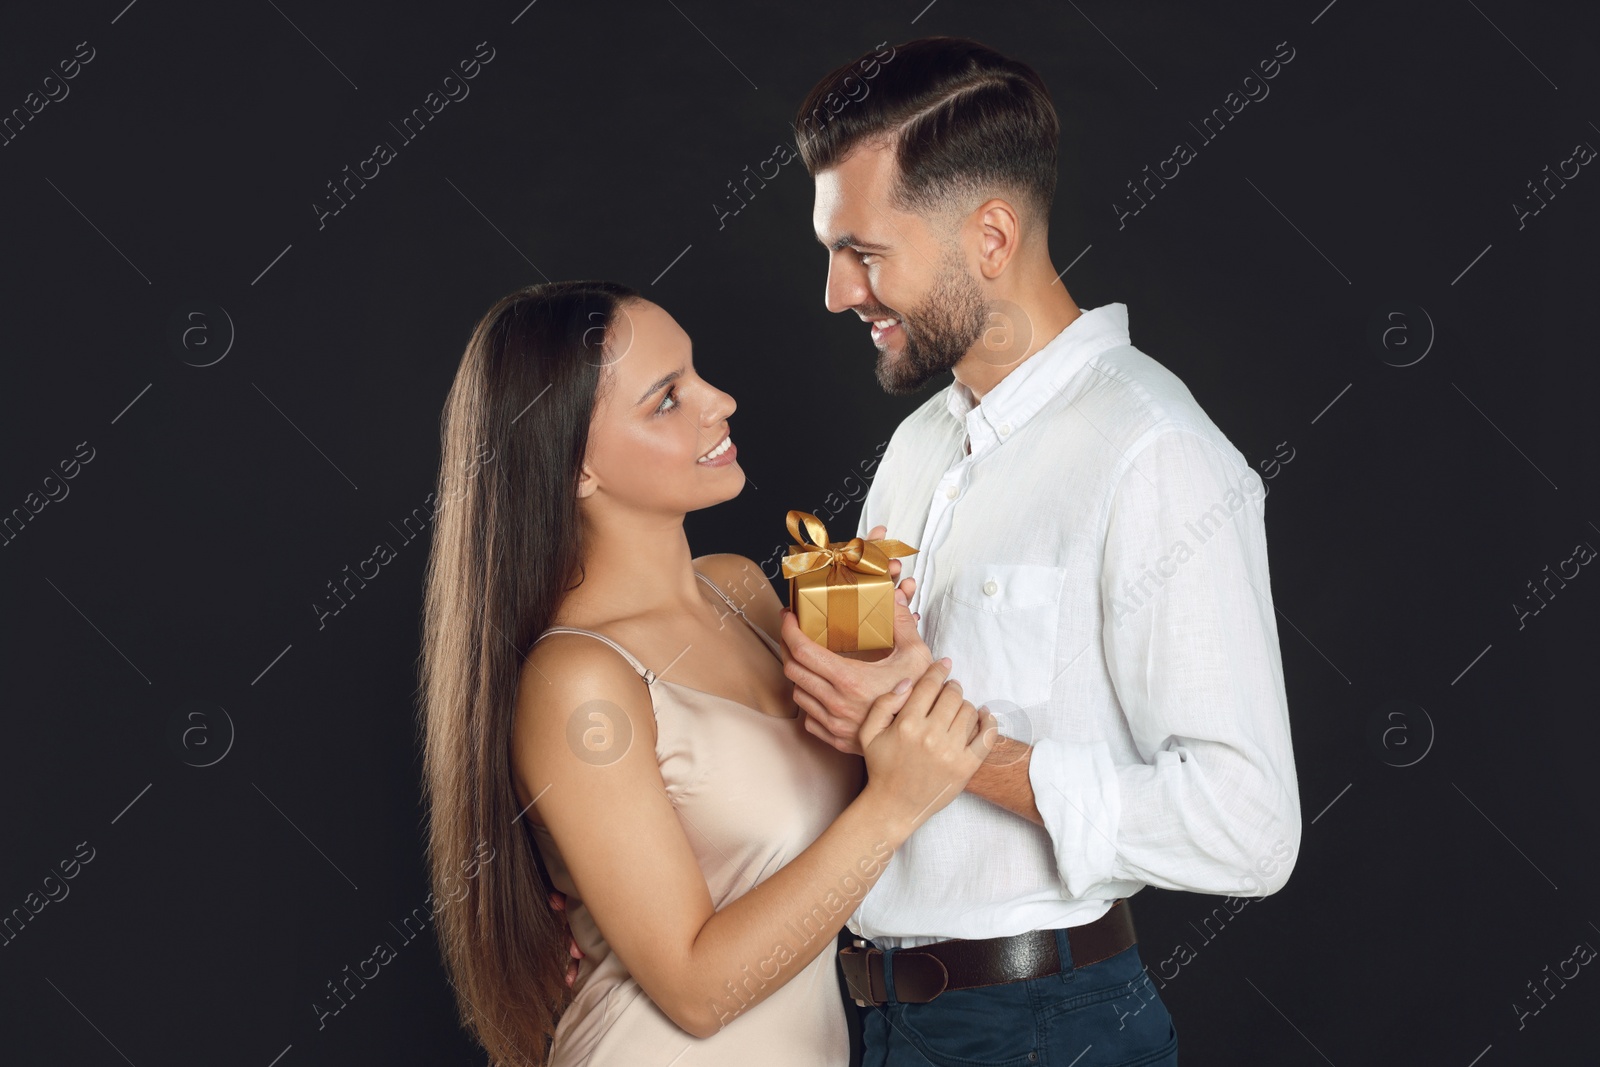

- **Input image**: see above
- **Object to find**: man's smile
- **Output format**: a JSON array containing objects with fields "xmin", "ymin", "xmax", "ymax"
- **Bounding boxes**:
[{"xmin": 858, "ymin": 310, "xmax": 902, "ymax": 346}]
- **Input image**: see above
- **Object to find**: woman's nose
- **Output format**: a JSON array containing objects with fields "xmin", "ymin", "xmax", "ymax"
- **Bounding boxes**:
[{"xmin": 702, "ymin": 388, "xmax": 735, "ymax": 425}]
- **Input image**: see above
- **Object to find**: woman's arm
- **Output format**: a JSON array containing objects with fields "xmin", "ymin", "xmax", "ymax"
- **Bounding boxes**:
[{"xmin": 513, "ymin": 634, "xmax": 983, "ymax": 1039}]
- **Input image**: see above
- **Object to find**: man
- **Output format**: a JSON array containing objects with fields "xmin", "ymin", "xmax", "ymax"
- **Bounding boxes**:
[{"xmin": 779, "ymin": 36, "xmax": 1302, "ymax": 1065}]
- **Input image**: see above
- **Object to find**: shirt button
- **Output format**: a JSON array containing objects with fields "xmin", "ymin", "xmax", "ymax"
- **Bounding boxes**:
[
  {"xmin": 982, "ymin": 579, "xmax": 999, "ymax": 596},
  {"xmin": 998, "ymin": 422, "xmax": 1012, "ymax": 436},
  {"xmin": 944, "ymin": 485, "xmax": 958, "ymax": 500}
]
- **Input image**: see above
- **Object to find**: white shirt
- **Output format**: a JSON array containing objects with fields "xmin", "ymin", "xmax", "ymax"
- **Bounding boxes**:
[{"xmin": 850, "ymin": 302, "xmax": 1302, "ymax": 947}]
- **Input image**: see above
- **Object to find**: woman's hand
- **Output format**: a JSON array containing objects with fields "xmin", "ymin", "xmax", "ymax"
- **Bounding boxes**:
[{"xmin": 857, "ymin": 657, "xmax": 996, "ymax": 835}]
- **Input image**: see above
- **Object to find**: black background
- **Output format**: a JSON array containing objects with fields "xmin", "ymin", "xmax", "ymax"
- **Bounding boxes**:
[{"xmin": 2, "ymin": 1, "xmax": 1597, "ymax": 1064}]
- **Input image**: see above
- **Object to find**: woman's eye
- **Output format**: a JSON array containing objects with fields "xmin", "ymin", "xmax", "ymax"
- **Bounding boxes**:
[{"xmin": 654, "ymin": 386, "xmax": 679, "ymax": 415}]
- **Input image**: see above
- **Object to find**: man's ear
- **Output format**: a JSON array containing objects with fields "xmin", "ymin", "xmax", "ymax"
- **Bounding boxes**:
[{"xmin": 974, "ymin": 198, "xmax": 1021, "ymax": 280}]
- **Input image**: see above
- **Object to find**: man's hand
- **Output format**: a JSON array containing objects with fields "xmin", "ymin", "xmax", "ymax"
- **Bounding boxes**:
[
  {"xmin": 548, "ymin": 890, "xmax": 583, "ymax": 986},
  {"xmin": 779, "ymin": 525, "xmax": 938, "ymax": 755}
]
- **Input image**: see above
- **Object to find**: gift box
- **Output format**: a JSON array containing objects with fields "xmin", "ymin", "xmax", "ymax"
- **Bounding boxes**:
[{"xmin": 781, "ymin": 510, "xmax": 917, "ymax": 652}]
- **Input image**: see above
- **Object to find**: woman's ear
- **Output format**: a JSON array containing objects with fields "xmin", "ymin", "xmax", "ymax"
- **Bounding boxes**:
[{"xmin": 575, "ymin": 461, "xmax": 598, "ymax": 499}]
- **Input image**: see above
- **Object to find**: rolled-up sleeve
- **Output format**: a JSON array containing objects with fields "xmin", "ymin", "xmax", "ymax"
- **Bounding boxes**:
[{"xmin": 1029, "ymin": 427, "xmax": 1302, "ymax": 899}]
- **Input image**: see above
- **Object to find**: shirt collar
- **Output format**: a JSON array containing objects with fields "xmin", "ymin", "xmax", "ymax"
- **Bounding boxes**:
[{"xmin": 945, "ymin": 302, "xmax": 1131, "ymax": 454}]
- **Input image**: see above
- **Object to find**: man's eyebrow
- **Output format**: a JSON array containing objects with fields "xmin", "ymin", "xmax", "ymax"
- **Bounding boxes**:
[
  {"xmin": 635, "ymin": 367, "xmax": 683, "ymax": 406},
  {"xmin": 817, "ymin": 232, "xmax": 891, "ymax": 253}
]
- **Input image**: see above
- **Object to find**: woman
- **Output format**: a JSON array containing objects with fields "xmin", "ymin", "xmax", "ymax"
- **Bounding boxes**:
[{"xmin": 418, "ymin": 279, "xmax": 995, "ymax": 1066}]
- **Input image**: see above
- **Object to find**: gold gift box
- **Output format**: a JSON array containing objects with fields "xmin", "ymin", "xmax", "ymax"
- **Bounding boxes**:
[{"xmin": 781, "ymin": 510, "xmax": 917, "ymax": 653}]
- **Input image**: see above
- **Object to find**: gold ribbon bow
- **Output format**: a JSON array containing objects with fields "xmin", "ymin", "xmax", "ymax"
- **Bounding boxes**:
[{"xmin": 780, "ymin": 510, "xmax": 917, "ymax": 580}]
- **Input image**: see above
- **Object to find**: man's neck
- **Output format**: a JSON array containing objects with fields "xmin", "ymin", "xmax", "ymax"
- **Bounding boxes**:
[{"xmin": 954, "ymin": 285, "xmax": 1083, "ymax": 404}]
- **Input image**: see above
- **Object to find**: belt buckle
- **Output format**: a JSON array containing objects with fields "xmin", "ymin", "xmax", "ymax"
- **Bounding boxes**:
[{"xmin": 842, "ymin": 940, "xmax": 874, "ymax": 1007}]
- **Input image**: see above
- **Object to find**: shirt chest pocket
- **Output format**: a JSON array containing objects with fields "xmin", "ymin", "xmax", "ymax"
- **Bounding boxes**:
[{"xmin": 933, "ymin": 562, "xmax": 1067, "ymax": 712}]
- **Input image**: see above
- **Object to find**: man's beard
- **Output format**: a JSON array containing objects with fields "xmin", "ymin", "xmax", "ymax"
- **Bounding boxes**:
[{"xmin": 872, "ymin": 249, "xmax": 989, "ymax": 396}]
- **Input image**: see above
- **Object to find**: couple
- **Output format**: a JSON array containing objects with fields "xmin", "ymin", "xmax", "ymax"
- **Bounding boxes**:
[{"xmin": 418, "ymin": 35, "xmax": 1301, "ymax": 1067}]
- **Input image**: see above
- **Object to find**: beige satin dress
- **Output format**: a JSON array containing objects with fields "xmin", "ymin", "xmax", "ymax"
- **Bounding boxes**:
[{"xmin": 529, "ymin": 571, "xmax": 863, "ymax": 1066}]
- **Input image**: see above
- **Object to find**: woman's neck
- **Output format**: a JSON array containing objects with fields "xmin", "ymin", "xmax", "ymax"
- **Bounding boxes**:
[{"xmin": 563, "ymin": 509, "xmax": 707, "ymax": 626}]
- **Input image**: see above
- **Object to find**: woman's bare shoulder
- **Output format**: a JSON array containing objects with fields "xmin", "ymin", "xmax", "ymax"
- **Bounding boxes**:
[
  {"xmin": 514, "ymin": 632, "xmax": 656, "ymax": 764},
  {"xmin": 691, "ymin": 553, "xmax": 783, "ymax": 637}
]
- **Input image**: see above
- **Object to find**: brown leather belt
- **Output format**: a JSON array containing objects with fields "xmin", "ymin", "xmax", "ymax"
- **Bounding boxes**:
[{"xmin": 839, "ymin": 899, "xmax": 1136, "ymax": 1006}]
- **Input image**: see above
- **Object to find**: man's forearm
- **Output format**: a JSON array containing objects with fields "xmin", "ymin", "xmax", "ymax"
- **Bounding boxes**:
[{"xmin": 965, "ymin": 735, "xmax": 1042, "ymax": 825}]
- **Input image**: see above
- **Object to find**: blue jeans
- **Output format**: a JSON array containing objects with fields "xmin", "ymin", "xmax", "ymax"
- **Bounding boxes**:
[{"xmin": 857, "ymin": 934, "xmax": 1178, "ymax": 1066}]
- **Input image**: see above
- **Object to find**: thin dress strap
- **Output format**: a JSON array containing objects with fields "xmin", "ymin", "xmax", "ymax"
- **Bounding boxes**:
[
  {"xmin": 532, "ymin": 627, "xmax": 657, "ymax": 685},
  {"xmin": 693, "ymin": 570, "xmax": 784, "ymax": 660},
  {"xmin": 531, "ymin": 572, "xmax": 780, "ymax": 682}
]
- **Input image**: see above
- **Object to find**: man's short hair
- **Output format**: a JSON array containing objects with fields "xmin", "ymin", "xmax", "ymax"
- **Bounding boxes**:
[{"xmin": 794, "ymin": 36, "xmax": 1059, "ymax": 228}]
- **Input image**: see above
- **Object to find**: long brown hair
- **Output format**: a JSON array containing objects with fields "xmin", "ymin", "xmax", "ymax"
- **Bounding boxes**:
[{"xmin": 418, "ymin": 279, "xmax": 638, "ymax": 1066}]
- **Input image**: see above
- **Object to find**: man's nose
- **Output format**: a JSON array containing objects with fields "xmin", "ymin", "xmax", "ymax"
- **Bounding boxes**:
[{"xmin": 824, "ymin": 256, "xmax": 869, "ymax": 315}]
